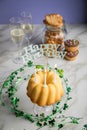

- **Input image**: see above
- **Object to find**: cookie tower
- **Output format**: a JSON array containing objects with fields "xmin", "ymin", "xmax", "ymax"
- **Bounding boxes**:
[
  {"xmin": 64, "ymin": 39, "xmax": 79, "ymax": 61},
  {"xmin": 43, "ymin": 14, "xmax": 65, "ymax": 45}
]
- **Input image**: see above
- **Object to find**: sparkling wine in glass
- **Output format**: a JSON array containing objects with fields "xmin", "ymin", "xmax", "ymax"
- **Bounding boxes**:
[
  {"xmin": 10, "ymin": 17, "xmax": 25, "ymax": 64},
  {"xmin": 21, "ymin": 11, "xmax": 33, "ymax": 45},
  {"xmin": 11, "ymin": 28, "xmax": 24, "ymax": 44}
]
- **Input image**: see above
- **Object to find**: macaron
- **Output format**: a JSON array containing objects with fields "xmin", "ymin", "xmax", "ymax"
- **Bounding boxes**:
[
  {"xmin": 64, "ymin": 39, "xmax": 79, "ymax": 52},
  {"xmin": 64, "ymin": 50, "xmax": 79, "ymax": 61}
]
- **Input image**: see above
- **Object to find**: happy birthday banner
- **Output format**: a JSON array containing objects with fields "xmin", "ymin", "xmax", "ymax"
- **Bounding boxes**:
[{"xmin": 22, "ymin": 44, "xmax": 62, "ymax": 63}]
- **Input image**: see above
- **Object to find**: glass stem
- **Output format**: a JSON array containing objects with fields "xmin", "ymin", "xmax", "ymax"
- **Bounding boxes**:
[
  {"xmin": 25, "ymin": 37, "xmax": 30, "ymax": 46},
  {"xmin": 17, "ymin": 43, "xmax": 21, "ymax": 58}
]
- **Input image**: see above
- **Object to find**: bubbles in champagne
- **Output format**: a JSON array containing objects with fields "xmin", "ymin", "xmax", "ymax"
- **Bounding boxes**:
[{"xmin": 11, "ymin": 28, "xmax": 24, "ymax": 44}]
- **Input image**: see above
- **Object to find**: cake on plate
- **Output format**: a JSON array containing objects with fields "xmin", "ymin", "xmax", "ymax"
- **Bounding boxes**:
[{"xmin": 27, "ymin": 70, "xmax": 64, "ymax": 106}]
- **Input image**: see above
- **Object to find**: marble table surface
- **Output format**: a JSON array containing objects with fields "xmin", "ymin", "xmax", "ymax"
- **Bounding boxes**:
[{"xmin": 0, "ymin": 24, "xmax": 87, "ymax": 130}]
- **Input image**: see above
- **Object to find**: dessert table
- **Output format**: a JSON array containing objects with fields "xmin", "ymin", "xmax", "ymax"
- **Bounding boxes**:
[{"xmin": 0, "ymin": 24, "xmax": 87, "ymax": 130}]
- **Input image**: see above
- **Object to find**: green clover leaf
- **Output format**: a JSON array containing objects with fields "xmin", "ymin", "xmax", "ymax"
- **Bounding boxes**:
[{"xmin": 27, "ymin": 61, "xmax": 33, "ymax": 67}]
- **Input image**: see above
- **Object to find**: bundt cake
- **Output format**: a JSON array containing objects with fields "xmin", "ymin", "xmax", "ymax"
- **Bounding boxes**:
[{"xmin": 27, "ymin": 70, "xmax": 64, "ymax": 106}]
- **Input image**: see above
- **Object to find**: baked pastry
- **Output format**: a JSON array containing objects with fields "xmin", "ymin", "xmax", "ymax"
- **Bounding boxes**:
[
  {"xmin": 64, "ymin": 39, "xmax": 79, "ymax": 52},
  {"xmin": 44, "ymin": 29, "xmax": 64, "ymax": 44},
  {"xmin": 43, "ymin": 14, "xmax": 63, "ymax": 27},
  {"xmin": 45, "ymin": 37, "xmax": 63, "ymax": 44},
  {"xmin": 64, "ymin": 50, "xmax": 79, "ymax": 61},
  {"xmin": 27, "ymin": 70, "xmax": 64, "ymax": 106}
]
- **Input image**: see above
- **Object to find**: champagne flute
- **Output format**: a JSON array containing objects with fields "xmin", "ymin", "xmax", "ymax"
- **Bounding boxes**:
[
  {"xmin": 10, "ymin": 17, "xmax": 25, "ymax": 64},
  {"xmin": 20, "ymin": 11, "xmax": 33, "ymax": 45}
]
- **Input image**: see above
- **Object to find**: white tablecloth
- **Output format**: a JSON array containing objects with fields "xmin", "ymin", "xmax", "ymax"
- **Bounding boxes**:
[{"xmin": 0, "ymin": 24, "xmax": 87, "ymax": 130}]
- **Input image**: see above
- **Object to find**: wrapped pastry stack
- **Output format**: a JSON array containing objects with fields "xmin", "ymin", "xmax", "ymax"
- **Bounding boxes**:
[
  {"xmin": 64, "ymin": 39, "xmax": 79, "ymax": 61},
  {"xmin": 43, "ymin": 14, "xmax": 64, "ymax": 45}
]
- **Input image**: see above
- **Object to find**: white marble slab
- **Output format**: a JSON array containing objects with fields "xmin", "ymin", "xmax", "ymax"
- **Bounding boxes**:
[{"xmin": 0, "ymin": 24, "xmax": 87, "ymax": 130}]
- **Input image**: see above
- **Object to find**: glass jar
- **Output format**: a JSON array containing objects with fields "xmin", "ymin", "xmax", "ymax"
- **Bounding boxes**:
[{"xmin": 42, "ymin": 23, "xmax": 67, "ymax": 45}]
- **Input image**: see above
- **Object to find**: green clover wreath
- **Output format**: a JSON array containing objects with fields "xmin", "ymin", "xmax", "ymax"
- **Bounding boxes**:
[{"xmin": 0, "ymin": 60, "xmax": 87, "ymax": 130}]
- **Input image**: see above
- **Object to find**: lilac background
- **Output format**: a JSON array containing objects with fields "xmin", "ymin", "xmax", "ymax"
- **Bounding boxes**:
[{"xmin": 0, "ymin": 0, "xmax": 87, "ymax": 24}]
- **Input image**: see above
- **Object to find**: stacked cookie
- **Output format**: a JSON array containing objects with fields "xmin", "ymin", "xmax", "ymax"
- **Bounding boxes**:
[
  {"xmin": 43, "ymin": 13, "xmax": 63, "ymax": 27},
  {"xmin": 43, "ymin": 13, "xmax": 64, "ymax": 45},
  {"xmin": 64, "ymin": 39, "xmax": 79, "ymax": 61}
]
